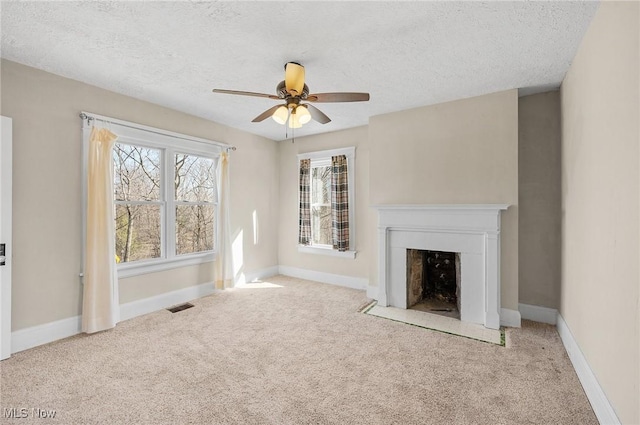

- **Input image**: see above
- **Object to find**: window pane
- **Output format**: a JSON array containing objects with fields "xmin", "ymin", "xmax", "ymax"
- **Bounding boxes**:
[
  {"xmin": 113, "ymin": 144, "xmax": 161, "ymax": 201},
  {"xmin": 311, "ymin": 166, "xmax": 331, "ymax": 205},
  {"xmin": 175, "ymin": 154, "xmax": 216, "ymax": 203},
  {"xmin": 311, "ymin": 205, "xmax": 332, "ymax": 245},
  {"xmin": 115, "ymin": 204, "xmax": 161, "ymax": 263},
  {"xmin": 176, "ymin": 205, "xmax": 215, "ymax": 255}
]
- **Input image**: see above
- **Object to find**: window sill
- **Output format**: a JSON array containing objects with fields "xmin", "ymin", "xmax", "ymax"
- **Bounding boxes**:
[
  {"xmin": 297, "ymin": 245, "xmax": 357, "ymax": 259},
  {"xmin": 116, "ymin": 252, "xmax": 215, "ymax": 279}
]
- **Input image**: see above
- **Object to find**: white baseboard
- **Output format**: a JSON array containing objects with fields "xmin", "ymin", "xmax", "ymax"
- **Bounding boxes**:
[
  {"xmin": 500, "ymin": 308, "xmax": 521, "ymax": 327},
  {"xmin": 11, "ymin": 281, "xmax": 217, "ymax": 355},
  {"xmin": 519, "ymin": 303, "xmax": 558, "ymax": 325},
  {"xmin": 12, "ymin": 315, "xmax": 82, "ymax": 354},
  {"xmin": 278, "ymin": 265, "xmax": 368, "ymax": 291},
  {"xmin": 240, "ymin": 266, "xmax": 280, "ymax": 284},
  {"xmin": 120, "ymin": 281, "xmax": 216, "ymax": 322},
  {"xmin": 556, "ymin": 313, "xmax": 620, "ymax": 425}
]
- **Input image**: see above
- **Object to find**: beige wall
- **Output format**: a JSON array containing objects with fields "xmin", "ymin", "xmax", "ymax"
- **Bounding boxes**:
[
  {"xmin": 1, "ymin": 59, "xmax": 279, "ymax": 331},
  {"xmin": 368, "ymin": 90, "xmax": 519, "ymax": 310},
  {"xmin": 277, "ymin": 126, "xmax": 372, "ymax": 280},
  {"xmin": 518, "ymin": 91, "xmax": 561, "ymax": 308},
  {"xmin": 560, "ymin": 2, "xmax": 639, "ymax": 424}
]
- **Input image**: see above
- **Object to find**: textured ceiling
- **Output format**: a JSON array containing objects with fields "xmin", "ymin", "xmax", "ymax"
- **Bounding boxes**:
[{"xmin": 1, "ymin": 1, "xmax": 598, "ymax": 142}]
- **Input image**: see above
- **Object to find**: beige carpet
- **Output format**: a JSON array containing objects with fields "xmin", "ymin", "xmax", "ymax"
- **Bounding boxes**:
[{"xmin": 1, "ymin": 275, "xmax": 597, "ymax": 424}]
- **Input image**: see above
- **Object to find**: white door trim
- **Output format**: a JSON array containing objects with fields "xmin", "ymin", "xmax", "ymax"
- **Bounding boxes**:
[{"xmin": 0, "ymin": 116, "xmax": 13, "ymax": 360}]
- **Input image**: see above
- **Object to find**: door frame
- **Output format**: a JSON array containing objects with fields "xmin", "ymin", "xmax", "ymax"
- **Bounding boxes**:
[{"xmin": 1, "ymin": 115, "xmax": 13, "ymax": 360}]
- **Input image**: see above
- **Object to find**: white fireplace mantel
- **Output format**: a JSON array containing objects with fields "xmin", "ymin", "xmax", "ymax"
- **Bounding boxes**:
[{"xmin": 373, "ymin": 204, "xmax": 509, "ymax": 329}]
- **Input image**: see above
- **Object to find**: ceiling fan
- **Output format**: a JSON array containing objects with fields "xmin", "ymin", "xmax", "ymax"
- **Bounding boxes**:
[{"xmin": 212, "ymin": 62, "xmax": 370, "ymax": 128}]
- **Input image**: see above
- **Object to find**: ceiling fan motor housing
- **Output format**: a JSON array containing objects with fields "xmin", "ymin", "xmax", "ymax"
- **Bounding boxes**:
[{"xmin": 277, "ymin": 81, "xmax": 309, "ymax": 99}]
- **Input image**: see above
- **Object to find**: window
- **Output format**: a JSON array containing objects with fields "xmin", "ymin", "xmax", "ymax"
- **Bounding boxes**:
[
  {"xmin": 114, "ymin": 144, "xmax": 162, "ymax": 263},
  {"xmin": 298, "ymin": 147, "xmax": 356, "ymax": 259},
  {"xmin": 174, "ymin": 153, "xmax": 216, "ymax": 255},
  {"xmin": 82, "ymin": 114, "xmax": 224, "ymax": 278},
  {"xmin": 310, "ymin": 160, "xmax": 332, "ymax": 246}
]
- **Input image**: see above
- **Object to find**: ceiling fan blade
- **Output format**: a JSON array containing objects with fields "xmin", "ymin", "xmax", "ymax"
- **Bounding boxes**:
[
  {"xmin": 212, "ymin": 89, "xmax": 280, "ymax": 100},
  {"xmin": 284, "ymin": 62, "xmax": 305, "ymax": 96},
  {"xmin": 307, "ymin": 92, "xmax": 370, "ymax": 103},
  {"xmin": 304, "ymin": 104, "xmax": 331, "ymax": 124},
  {"xmin": 252, "ymin": 105, "xmax": 283, "ymax": 122}
]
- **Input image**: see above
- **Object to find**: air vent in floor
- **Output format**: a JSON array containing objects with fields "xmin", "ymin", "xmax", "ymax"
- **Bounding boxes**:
[{"xmin": 167, "ymin": 303, "xmax": 194, "ymax": 313}]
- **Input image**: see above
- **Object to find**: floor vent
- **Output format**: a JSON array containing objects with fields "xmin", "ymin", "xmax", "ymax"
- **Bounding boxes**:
[{"xmin": 167, "ymin": 303, "xmax": 194, "ymax": 313}]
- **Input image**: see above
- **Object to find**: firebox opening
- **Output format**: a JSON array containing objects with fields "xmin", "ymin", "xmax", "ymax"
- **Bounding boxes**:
[{"xmin": 407, "ymin": 249, "xmax": 460, "ymax": 319}]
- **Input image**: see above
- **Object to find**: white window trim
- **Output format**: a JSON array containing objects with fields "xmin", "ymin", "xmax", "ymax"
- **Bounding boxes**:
[
  {"xmin": 116, "ymin": 252, "xmax": 214, "ymax": 279},
  {"xmin": 297, "ymin": 146, "xmax": 356, "ymax": 258},
  {"xmin": 81, "ymin": 112, "xmax": 229, "ymax": 279}
]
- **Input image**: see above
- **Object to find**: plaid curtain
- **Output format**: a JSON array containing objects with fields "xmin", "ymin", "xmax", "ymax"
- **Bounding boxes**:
[
  {"xmin": 331, "ymin": 155, "xmax": 349, "ymax": 251},
  {"xmin": 298, "ymin": 159, "xmax": 311, "ymax": 245}
]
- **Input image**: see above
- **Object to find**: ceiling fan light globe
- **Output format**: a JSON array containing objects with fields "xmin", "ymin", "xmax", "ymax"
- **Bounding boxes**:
[
  {"xmin": 288, "ymin": 112, "xmax": 302, "ymax": 129},
  {"xmin": 297, "ymin": 106, "xmax": 312, "ymax": 124},
  {"xmin": 272, "ymin": 106, "xmax": 289, "ymax": 125}
]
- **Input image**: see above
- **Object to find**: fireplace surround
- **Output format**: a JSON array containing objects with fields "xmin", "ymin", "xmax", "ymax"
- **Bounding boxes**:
[{"xmin": 374, "ymin": 204, "xmax": 509, "ymax": 329}]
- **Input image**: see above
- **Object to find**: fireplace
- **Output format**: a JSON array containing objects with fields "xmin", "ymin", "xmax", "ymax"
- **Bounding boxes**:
[
  {"xmin": 407, "ymin": 249, "xmax": 460, "ymax": 319},
  {"xmin": 374, "ymin": 204, "xmax": 508, "ymax": 329}
]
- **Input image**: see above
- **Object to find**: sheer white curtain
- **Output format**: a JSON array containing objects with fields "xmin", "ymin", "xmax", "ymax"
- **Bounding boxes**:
[
  {"xmin": 82, "ymin": 126, "xmax": 119, "ymax": 333},
  {"xmin": 215, "ymin": 151, "xmax": 234, "ymax": 289}
]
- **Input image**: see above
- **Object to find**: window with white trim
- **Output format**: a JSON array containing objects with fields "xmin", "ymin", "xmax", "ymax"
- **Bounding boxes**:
[
  {"xmin": 113, "ymin": 146, "xmax": 217, "ymax": 263},
  {"xmin": 82, "ymin": 114, "xmax": 224, "ymax": 278},
  {"xmin": 297, "ymin": 147, "xmax": 356, "ymax": 259}
]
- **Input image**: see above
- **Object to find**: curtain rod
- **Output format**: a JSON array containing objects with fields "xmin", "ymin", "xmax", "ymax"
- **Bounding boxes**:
[{"xmin": 79, "ymin": 112, "xmax": 236, "ymax": 151}]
